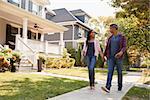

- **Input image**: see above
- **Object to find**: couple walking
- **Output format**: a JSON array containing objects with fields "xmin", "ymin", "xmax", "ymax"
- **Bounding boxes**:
[{"xmin": 83, "ymin": 24, "xmax": 126, "ymax": 93}]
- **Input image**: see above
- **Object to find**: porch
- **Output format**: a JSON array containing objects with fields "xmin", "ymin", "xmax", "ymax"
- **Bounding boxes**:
[{"xmin": 0, "ymin": 0, "xmax": 68, "ymax": 67}]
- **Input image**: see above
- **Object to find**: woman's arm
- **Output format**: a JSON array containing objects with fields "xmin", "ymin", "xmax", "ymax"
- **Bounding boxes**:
[{"xmin": 97, "ymin": 40, "xmax": 104, "ymax": 61}]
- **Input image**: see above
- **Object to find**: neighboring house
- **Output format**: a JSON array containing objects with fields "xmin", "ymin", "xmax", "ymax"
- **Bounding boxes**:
[
  {"xmin": 45, "ymin": 8, "xmax": 93, "ymax": 49},
  {"xmin": 0, "ymin": 0, "xmax": 68, "ymax": 67}
]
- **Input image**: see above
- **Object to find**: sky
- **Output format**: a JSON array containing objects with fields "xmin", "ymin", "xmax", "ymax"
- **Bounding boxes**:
[{"xmin": 49, "ymin": 0, "xmax": 117, "ymax": 17}]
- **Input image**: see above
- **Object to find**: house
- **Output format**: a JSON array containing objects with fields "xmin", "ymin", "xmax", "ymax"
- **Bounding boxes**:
[
  {"xmin": 0, "ymin": 0, "xmax": 68, "ymax": 68},
  {"xmin": 44, "ymin": 8, "xmax": 94, "ymax": 49}
]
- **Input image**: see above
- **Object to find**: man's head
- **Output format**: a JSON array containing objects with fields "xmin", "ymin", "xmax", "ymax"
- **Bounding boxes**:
[{"xmin": 109, "ymin": 24, "xmax": 118, "ymax": 34}]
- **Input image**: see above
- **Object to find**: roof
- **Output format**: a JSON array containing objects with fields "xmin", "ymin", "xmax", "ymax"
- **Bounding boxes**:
[
  {"xmin": 50, "ymin": 8, "xmax": 77, "ymax": 23},
  {"xmin": 70, "ymin": 9, "xmax": 91, "ymax": 18},
  {"xmin": 50, "ymin": 8, "xmax": 93, "ymax": 30}
]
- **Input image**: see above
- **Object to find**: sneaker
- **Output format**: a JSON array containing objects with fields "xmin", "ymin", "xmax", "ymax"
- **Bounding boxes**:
[
  {"xmin": 90, "ymin": 86, "xmax": 95, "ymax": 90},
  {"xmin": 101, "ymin": 86, "xmax": 110, "ymax": 93}
]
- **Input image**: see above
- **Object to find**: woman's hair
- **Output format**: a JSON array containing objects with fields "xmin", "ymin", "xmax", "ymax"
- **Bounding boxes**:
[{"xmin": 86, "ymin": 30, "xmax": 93, "ymax": 46}]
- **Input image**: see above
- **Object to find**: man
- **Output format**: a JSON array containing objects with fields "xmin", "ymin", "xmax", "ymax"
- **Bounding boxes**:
[{"xmin": 101, "ymin": 24, "xmax": 127, "ymax": 93}]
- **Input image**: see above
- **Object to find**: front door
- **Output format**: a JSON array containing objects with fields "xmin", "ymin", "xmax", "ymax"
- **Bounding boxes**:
[{"xmin": 6, "ymin": 24, "xmax": 18, "ymax": 50}]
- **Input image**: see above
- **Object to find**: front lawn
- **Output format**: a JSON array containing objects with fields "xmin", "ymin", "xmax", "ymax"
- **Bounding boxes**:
[
  {"xmin": 44, "ymin": 67, "xmax": 127, "ymax": 80},
  {"xmin": 123, "ymin": 86, "xmax": 150, "ymax": 100},
  {"xmin": 0, "ymin": 72, "xmax": 88, "ymax": 100}
]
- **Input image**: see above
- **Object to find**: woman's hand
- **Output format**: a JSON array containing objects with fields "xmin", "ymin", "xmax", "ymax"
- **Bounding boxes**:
[
  {"xmin": 115, "ymin": 51, "xmax": 123, "ymax": 59},
  {"xmin": 83, "ymin": 51, "xmax": 86, "ymax": 56}
]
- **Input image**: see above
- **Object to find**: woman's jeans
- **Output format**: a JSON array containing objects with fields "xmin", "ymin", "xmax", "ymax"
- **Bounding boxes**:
[
  {"xmin": 106, "ymin": 57, "xmax": 123, "ymax": 90},
  {"xmin": 86, "ymin": 56, "xmax": 96, "ymax": 86}
]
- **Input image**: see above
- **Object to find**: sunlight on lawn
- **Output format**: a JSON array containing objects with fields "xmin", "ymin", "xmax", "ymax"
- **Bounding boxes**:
[
  {"xmin": 44, "ymin": 67, "xmax": 127, "ymax": 80},
  {"xmin": 0, "ymin": 72, "xmax": 88, "ymax": 100}
]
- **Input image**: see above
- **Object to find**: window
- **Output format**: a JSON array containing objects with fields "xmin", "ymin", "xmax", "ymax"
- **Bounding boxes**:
[
  {"xmin": 21, "ymin": 0, "xmax": 26, "ymax": 9},
  {"xmin": 12, "ymin": 0, "xmax": 20, "ymax": 4},
  {"xmin": 32, "ymin": 3, "xmax": 38, "ymax": 15},
  {"xmin": 78, "ymin": 27, "xmax": 84, "ymax": 38},
  {"xmin": 84, "ymin": 16, "xmax": 89, "ymax": 23},
  {"xmin": 8, "ymin": 0, "xmax": 20, "ymax": 7}
]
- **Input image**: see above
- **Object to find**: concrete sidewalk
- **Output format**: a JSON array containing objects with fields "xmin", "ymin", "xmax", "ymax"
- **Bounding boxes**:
[
  {"xmin": 49, "ymin": 82, "xmax": 133, "ymax": 100},
  {"xmin": 29, "ymin": 71, "xmax": 141, "ymax": 100}
]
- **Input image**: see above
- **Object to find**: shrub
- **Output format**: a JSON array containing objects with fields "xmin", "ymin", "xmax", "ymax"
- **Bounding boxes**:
[
  {"xmin": 46, "ymin": 58, "xmax": 75, "ymax": 69},
  {"xmin": 75, "ymin": 47, "xmax": 82, "ymax": 66},
  {"xmin": 12, "ymin": 51, "xmax": 22, "ymax": 60},
  {"xmin": 67, "ymin": 47, "xmax": 76, "ymax": 58},
  {"xmin": 63, "ymin": 48, "xmax": 71, "ymax": 58},
  {"xmin": 38, "ymin": 53, "xmax": 46, "ymax": 63}
]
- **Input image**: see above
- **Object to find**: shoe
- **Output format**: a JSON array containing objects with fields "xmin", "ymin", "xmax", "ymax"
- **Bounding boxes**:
[
  {"xmin": 101, "ymin": 86, "xmax": 110, "ymax": 93},
  {"xmin": 90, "ymin": 86, "xmax": 95, "ymax": 90}
]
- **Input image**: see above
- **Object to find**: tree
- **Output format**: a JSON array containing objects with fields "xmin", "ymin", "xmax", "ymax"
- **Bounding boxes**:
[
  {"xmin": 111, "ymin": 0, "xmax": 150, "ymax": 53},
  {"xmin": 110, "ymin": 0, "xmax": 150, "ymax": 67},
  {"xmin": 111, "ymin": 0, "xmax": 149, "ymax": 22}
]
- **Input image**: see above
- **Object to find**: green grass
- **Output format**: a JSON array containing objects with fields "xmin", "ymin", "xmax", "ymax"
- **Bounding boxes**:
[
  {"xmin": 45, "ymin": 67, "xmax": 127, "ymax": 80},
  {"xmin": 0, "ymin": 72, "xmax": 88, "ymax": 100},
  {"xmin": 123, "ymin": 86, "xmax": 150, "ymax": 100}
]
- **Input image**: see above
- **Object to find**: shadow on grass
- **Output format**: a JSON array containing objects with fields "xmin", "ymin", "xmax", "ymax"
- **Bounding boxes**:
[{"xmin": 0, "ymin": 77, "xmax": 88, "ymax": 100}]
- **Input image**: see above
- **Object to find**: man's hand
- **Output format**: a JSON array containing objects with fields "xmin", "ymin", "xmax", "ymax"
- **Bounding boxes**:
[{"xmin": 115, "ymin": 51, "xmax": 123, "ymax": 59}]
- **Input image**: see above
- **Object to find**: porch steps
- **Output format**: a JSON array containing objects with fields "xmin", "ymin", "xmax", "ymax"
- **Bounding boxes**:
[{"xmin": 19, "ymin": 56, "xmax": 33, "ymax": 72}]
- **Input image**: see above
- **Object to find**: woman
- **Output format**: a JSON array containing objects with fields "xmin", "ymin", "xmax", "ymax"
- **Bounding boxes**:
[{"xmin": 83, "ymin": 30, "xmax": 104, "ymax": 89}]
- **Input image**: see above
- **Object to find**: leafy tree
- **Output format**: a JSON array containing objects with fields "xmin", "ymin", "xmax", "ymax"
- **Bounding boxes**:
[{"xmin": 109, "ymin": 0, "xmax": 150, "ymax": 67}]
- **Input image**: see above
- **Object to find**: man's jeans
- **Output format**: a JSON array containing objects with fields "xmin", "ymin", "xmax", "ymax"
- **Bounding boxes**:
[
  {"xmin": 106, "ymin": 57, "xmax": 123, "ymax": 90},
  {"xmin": 87, "ymin": 56, "xmax": 96, "ymax": 86}
]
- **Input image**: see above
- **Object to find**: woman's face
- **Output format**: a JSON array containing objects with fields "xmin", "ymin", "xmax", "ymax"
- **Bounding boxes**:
[{"xmin": 90, "ymin": 31, "xmax": 95, "ymax": 38}]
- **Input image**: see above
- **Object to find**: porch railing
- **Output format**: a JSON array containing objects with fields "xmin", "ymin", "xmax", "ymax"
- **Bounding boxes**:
[
  {"xmin": 27, "ymin": 39, "xmax": 61, "ymax": 55},
  {"xmin": 0, "ymin": 44, "xmax": 4, "ymax": 51},
  {"xmin": 16, "ymin": 35, "xmax": 37, "ymax": 67}
]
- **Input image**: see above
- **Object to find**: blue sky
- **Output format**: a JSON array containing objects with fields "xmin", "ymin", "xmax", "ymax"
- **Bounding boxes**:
[{"xmin": 49, "ymin": 0, "xmax": 117, "ymax": 17}]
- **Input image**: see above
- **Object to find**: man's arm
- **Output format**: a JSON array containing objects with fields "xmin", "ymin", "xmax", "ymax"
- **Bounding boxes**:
[
  {"xmin": 115, "ymin": 35, "xmax": 127, "ymax": 58},
  {"xmin": 121, "ymin": 36, "xmax": 127, "ymax": 53}
]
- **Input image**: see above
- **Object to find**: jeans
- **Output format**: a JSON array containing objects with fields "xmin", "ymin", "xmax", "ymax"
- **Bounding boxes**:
[
  {"xmin": 86, "ymin": 56, "xmax": 96, "ymax": 86},
  {"xmin": 106, "ymin": 57, "xmax": 123, "ymax": 90}
]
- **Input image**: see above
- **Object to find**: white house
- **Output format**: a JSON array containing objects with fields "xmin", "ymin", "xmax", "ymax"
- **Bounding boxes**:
[{"xmin": 0, "ymin": 0, "xmax": 68, "ymax": 68}]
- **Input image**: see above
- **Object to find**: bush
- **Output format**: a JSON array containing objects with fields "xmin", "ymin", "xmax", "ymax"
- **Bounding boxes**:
[
  {"xmin": 12, "ymin": 51, "xmax": 22, "ymax": 60},
  {"xmin": 0, "ymin": 49, "xmax": 22, "ymax": 72},
  {"xmin": 46, "ymin": 58, "xmax": 75, "ymax": 69},
  {"xmin": 67, "ymin": 47, "xmax": 76, "ymax": 58},
  {"xmin": 75, "ymin": 47, "xmax": 82, "ymax": 66},
  {"xmin": 63, "ymin": 48, "xmax": 71, "ymax": 58}
]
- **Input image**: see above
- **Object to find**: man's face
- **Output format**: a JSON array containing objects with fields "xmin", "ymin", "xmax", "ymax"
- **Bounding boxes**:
[{"xmin": 109, "ymin": 27, "xmax": 117, "ymax": 34}]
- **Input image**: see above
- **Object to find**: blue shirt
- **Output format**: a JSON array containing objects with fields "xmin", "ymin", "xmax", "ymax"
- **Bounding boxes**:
[
  {"xmin": 86, "ymin": 42, "xmax": 95, "ymax": 57},
  {"xmin": 110, "ymin": 35, "xmax": 120, "ymax": 57}
]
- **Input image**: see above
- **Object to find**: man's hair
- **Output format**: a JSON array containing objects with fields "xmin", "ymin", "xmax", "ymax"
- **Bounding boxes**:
[{"xmin": 110, "ymin": 24, "xmax": 118, "ymax": 30}]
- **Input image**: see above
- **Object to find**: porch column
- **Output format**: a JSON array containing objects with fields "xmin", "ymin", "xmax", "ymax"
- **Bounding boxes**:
[
  {"xmin": 59, "ymin": 32, "xmax": 64, "ymax": 55},
  {"xmin": 23, "ymin": 18, "xmax": 28, "ymax": 43},
  {"xmin": 15, "ymin": 34, "xmax": 21, "ymax": 51},
  {"xmin": 72, "ymin": 24, "xmax": 75, "ymax": 48},
  {"xmin": 45, "ymin": 40, "xmax": 48, "ymax": 54},
  {"xmin": 40, "ymin": 34, "xmax": 44, "ymax": 42},
  {"xmin": 36, "ymin": 32, "xmax": 38, "ymax": 40},
  {"xmin": 42, "ymin": 7, "xmax": 46, "ymax": 19}
]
